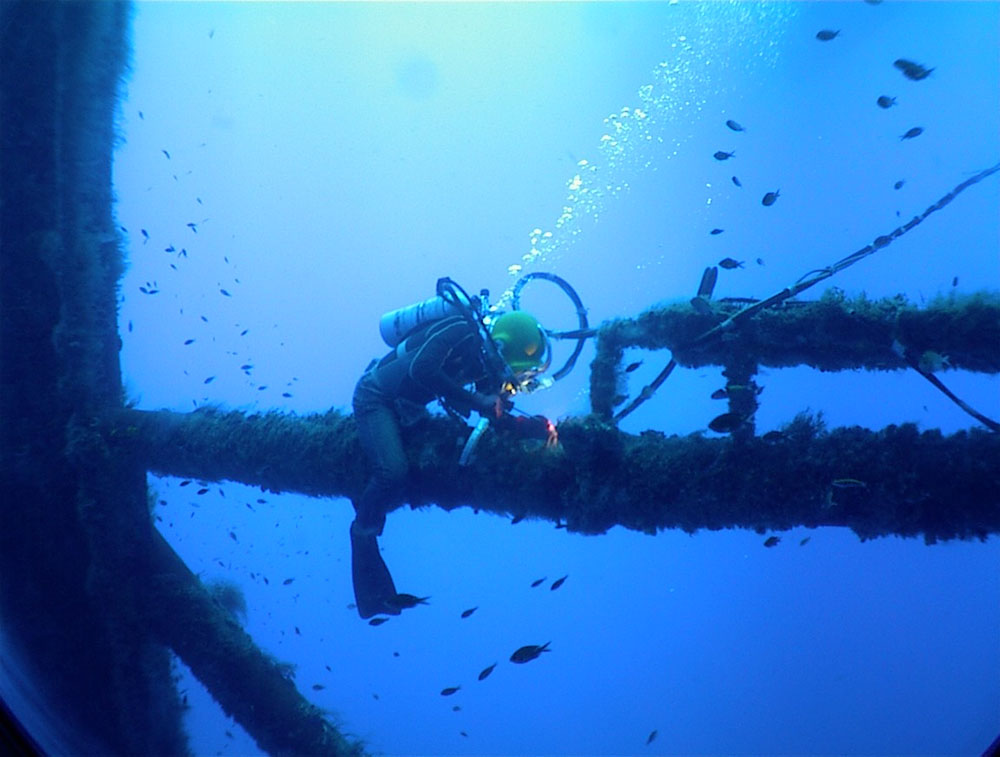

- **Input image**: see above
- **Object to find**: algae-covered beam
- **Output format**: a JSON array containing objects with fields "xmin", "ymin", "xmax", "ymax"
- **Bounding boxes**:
[
  {"xmin": 143, "ymin": 528, "xmax": 364, "ymax": 756},
  {"xmin": 116, "ymin": 408, "xmax": 1000, "ymax": 544},
  {"xmin": 590, "ymin": 290, "xmax": 1000, "ymax": 417}
]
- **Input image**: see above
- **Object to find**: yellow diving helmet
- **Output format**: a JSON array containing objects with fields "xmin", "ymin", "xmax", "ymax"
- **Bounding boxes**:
[{"xmin": 490, "ymin": 311, "xmax": 549, "ymax": 375}]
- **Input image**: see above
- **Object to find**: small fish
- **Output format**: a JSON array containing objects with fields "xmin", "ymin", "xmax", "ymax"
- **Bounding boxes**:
[
  {"xmin": 162, "ymin": 149, "xmax": 171, "ymax": 159},
  {"xmin": 257, "ymin": 385, "xmax": 268, "ymax": 391},
  {"xmin": 763, "ymin": 536, "xmax": 780, "ymax": 548},
  {"xmin": 204, "ymin": 376, "xmax": 215, "ymax": 384},
  {"xmin": 510, "ymin": 513, "xmax": 524, "ymax": 525},
  {"xmin": 894, "ymin": 58, "xmax": 934, "ymax": 81},
  {"xmin": 186, "ymin": 222, "xmax": 198, "ymax": 232},
  {"xmin": 725, "ymin": 119, "xmax": 744, "ymax": 132},
  {"xmin": 141, "ymin": 229, "xmax": 149, "ymax": 243},
  {"xmin": 899, "ymin": 126, "xmax": 923, "ymax": 141},
  {"xmin": 179, "ymin": 480, "xmax": 191, "ymax": 486},
  {"xmin": 799, "ymin": 537, "xmax": 811, "ymax": 546},
  {"xmin": 894, "ymin": 180, "xmax": 905, "ymax": 190},
  {"xmin": 624, "ymin": 361, "xmax": 642, "ymax": 373},
  {"xmin": 762, "ymin": 190, "xmax": 780, "ymax": 206},
  {"xmin": 708, "ymin": 412, "xmax": 744, "ymax": 433},
  {"xmin": 756, "ymin": 257, "xmax": 765, "ymax": 266},
  {"xmin": 184, "ymin": 338, "xmax": 195, "ymax": 345},
  {"xmin": 710, "ymin": 388, "xmax": 728, "ymax": 400},
  {"xmin": 713, "ymin": 150, "xmax": 735, "ymax": 161},
  {"xmin": 372, "ymin": 693, "xmax": 380, "ymax": 699},
  {"xmin": 294, "ymin": 626, "xmax": 301, "ymax": 635},
  {"xmin": 530, "ymin": 577, "xmax": 546, "ymax": 588},
  {"xmin": 312, "ymin": 684, "xmax": 325, "ymax": 691},
  {"xmin": 368, "ymin": 617, "xmax": 390, "ymax": 626},
  {"xmin": 461, "ymin": 607, "xmax": 478, "ymax": 619},
  {"xmin": 386, "ymin": 593, "xmax": 430, "ymax": 609},
  {"xmin": 229, "ymin": 531, "xmax": 237, "ymax": 541},
  {"xmin": 127, "ymin": 320, "xmax": 133, "ymax": 332},
  {"xmin": 510, "ymin": 642, "xmax": 550, "ymax": 664},
  {"xmin": 164, "ymin": 244, "xmax": 175, "ymax": 253},
  {"xmin": 831, "ymin": 478, "xmax": 867, "ymax": 488},
  {"xmin": 731, "ymin": 175, "xmax": 742, "ymax": 187},
  {"xmin": 815, "ymin": 29, "xmax": 839, "ymax": 41},
  {"xmin": 240, "ymin": 329, "xmax": 249, "ymax": 336},
  {"xmin": 952, "ymin": 276, "xmax": 958, "ymax": 287},
  {"xmin": 873, "ymin": 235, "xmax": 893, "ymax": 248},
  {"xmin": 138, "ymin": 110, "xmax": 144, "ymax": 119},
  {"xmin": 282, "ymin": 578, "xmax": 294, "ymax": 585},
  {"xmin": 876, "ymin": 95, "xmax": 896, "ymax": 109},
  {"xmin": 220, "ymin": 289, "xmax": 231, "ymax": 297},
  {"xmin": 452, "ymin": 705, "xmax": 461, "ymax": 711},
  {"xmin": 197, "ymin": 488, "xmax": 209, "ymax": 495},
  {"xmin": 460, "ymin": 731, "xmax": 468, "ymax": 738},
  {"xmin": 478, "ymin": 663, "xmax": 497, "ymax": 681},
  {"xmin": 282, "ymin": 392, "xmax": 293, "ymax": 398},
  {"xmin": 440, "ymin": 686, "xmax": 461, "ymax": 696},
  {"xmin": 718, "ymin": 257, "xmax": 744, "ymax": 269},
  {"xmin": 550, "ymin": 575, "xmax": 568, "ymax": 591},
  {"xmin": 710, "ymin": 228, "xmax": 724, "ymax": 235},
  {"xmin": 646, "ymin": 729, "xmax": 658, "ymax": 746}
]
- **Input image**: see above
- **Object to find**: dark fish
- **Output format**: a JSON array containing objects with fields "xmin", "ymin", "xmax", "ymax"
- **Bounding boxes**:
[
  {"xmin": 952, "ymin": 276, "xmax": 958, "ymax": 287},
  {"xmin": 646, "ymin": 729, "xmax": 658, "ymax": 746},
  {"xmin": 184, "ymin": 338, "xmax": 195, "ymax": 345},
  {"xmin": 762, "ymin": 190, "xmax": 780, "ymax": 206},
  {"xmin": 731, "ymin": 175, "xmax": 742, "ymax": 187},
  {"xmin": 240, "ymin": 364, "xmax": 253, "ymax": 371},
  {"xmin": 710, "ymin": 388, "xmax": 728, "ymax": 400},
  {"xmin": 815, "ymin": 29, "xmax": 839, "ymax": 41},
  {"xmin": 312, "ymin": 684, "xmax": 325, "ymax": 691},
  {"xmin": 461, "ymin": 607, "xmax": 478, "ymax": 619},
  {"xmin": 386, "ymin": 593, "xmax": 430, "ymax": 610},
  {"xmin": 624, "ymin": 361, "xmax": 642, "ymax": 373},
  {"xmin": 894, "ymin": 180, "xmax": 905, "ymax": 190},
  {"xmin": 282, "ymin": 392, "xmax": 292, "ymax": 398},
  {"xmin": 179, "ymin": 480, "xmax": 191, "ymax": 486},
  {"xmin": 141, "ymin": 228, "xmax": 149, "ymax": 243},
  {"xmin": 763, "ymin": 536, "xmax": 780, "ymax": 548},
  {"xmin": 550, "ymin": 575, "xmax": 568, "ymax": 591},
  {"xmin": 873, "ymin": 235, "xmax": 893, "ymax": 248},
  {"xmin": 510, "ymin": 642, "xmax": 550, "ymax": 663},
  {"xmin": 162, "ymin": 149, "xmax": 171, "ymax": 159},
  {"xmin": 478, "ymin": 663, "xmax": 497, "ymax": 681},
  {"xmin": 257, "ymin": 385, "xmax": 268, "ymax": 391},
  {"xmin": 710, "ymin": 228, "xmax": 724, "ymax": 235},
  {"xmin": 530, "ymin": 577, "xmax": 546, "ymax": 588},
  {"xmin": 127, "ymin": 320, "xmax": 133, "ymax": 332},
  {"xmin": 197, "ymin": 487, "xmax": 209, "ymax": 495},
  {"xmin": 725, "ymin": 119, "xmax": 744, "ymax": 132},
  {"xmin": 200, "ymin": 315, "xmax": 209, "ymax": 322},
  {"xmin": 240, "ymin": 329, "xmax": 249, "ymax": 336},
  {"xmin": 713, "ymin": 150, "xmax": 735, "ymax": 161},
  {"xmin": 186, "ymin": 222, "xmax": 198, "ymax": 232},
  {"xmin": 718, "ymin": 257, "xmax": 744, "ymax": 269},
  {"xmin": 440, "ymin": 686, "xmax": 461, "ymax": 696},
  {"xmin": 894, "ymin": 58, "xmax": 934, "ymax": 81},
  {"xmin": 229, "ymin": 531, "xmax": 237, "ymax": 541},
  {"xmin": 708, "ymin": 412, "xmax": 744, "ymax": 433},
  {"xmin": 282, "ymin": 578, "xmax": 294, "ymax": 585},
  {"xmin": 899, "ymin": 126, "xmax": 923, "ymax": 140},
  {"xmin": 138, "ymin": 110, "xmax": 144, "ymax": 119},
  {"xmin": 452, "ymin": 705, "xmax": 461, "ymax": 711},
  {"xmin": 510, "ymin": 513, "xmax": 524, "ymax": 525},
  {"xmin": 220, "ymin": 289, "xmax": 231, "ymax": 297},
  {"xmin": 876, "ymin": 95, "xmax": 896, "ymax": 109},
  {"xmin": 460, "ymin": 731, "xmax": 468, "ymax": 738},
  {"xmin": 799, "ymin": 537, "xmax": 811, "ymax": 546},
  {"xmin": 368, "ymin": 617, "xmax": 389, "ymax": 626},
  {"xmin": 204, "ymin": 376, "xmax": 215, "ymax": 384},
  {"xmin": 756, "ymin": 257, "xmax": 765, "ymax": 266},
  {"xmin": 294, "ymin": 626, "xmax": 301, "ymax": 635},
  {"xmin": 164, "ymin": 244, "xmax": 175, "ymax": 253}
]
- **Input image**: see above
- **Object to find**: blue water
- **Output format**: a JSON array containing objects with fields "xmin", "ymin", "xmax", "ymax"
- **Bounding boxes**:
[{"xmin": 114, "ymin": 2, "xmax": 999, "ymax": 755}]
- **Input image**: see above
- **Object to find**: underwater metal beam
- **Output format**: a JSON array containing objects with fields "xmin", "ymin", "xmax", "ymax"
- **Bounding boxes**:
[
  {"xmin": 590, "ymin": 290, "xmax": 1000, "ymax": 417},
  {"xmin": 117, "ymin": 408, "xmax": 1000, "ymax": 544}
]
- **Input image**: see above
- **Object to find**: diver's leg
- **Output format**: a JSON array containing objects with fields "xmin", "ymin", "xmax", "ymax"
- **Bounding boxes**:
[
  {"xmin": 352, "ymin": 379, "xmax": 408, "ymax": 535},
  {"xmin": 350, "ymin": 377, "xmax": 407, "ymax": 617}
]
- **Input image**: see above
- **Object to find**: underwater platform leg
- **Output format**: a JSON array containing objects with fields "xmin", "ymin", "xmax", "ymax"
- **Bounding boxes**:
[{"xmin": 350, "ymin": 526, "xmax": 401, "ymax": 619}]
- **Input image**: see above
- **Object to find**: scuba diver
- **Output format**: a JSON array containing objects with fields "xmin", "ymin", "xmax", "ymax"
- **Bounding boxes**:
[{"xmin": 350, "ymin": 278, "xmax": 557, "ymax": 619}]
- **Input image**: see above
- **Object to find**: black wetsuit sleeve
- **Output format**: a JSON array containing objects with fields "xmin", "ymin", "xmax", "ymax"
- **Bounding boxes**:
[{"xmin": 407, "ymin": 319, "xmax": 489, "ymax": 412}]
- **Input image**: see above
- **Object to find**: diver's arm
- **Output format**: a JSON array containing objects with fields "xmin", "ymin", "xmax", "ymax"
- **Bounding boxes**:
[{"xmin": 408, "ymin": 320, "xmax": 499, "ymax": 416}]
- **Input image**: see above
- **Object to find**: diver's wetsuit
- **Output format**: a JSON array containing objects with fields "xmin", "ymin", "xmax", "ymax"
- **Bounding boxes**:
[{"xmin": 352, "ymin": 315, "xmax": 499, "ymax": 534}]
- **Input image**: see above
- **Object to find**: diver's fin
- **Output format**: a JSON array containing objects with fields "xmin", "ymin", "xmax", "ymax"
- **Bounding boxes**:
[{"xmin": 350, "ymin": 524, "xmax": 401, "ymax": 619}]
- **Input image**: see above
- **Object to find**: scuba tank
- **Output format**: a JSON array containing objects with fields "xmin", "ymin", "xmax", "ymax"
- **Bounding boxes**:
[{"xmin": 378, "ymin": 281, "xmax": 482, "ymax": 348}]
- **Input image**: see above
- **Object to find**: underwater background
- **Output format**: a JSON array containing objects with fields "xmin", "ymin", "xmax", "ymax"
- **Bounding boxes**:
[{"xmin": 108, "ymin": 2, "xmax": 998, "ymax": 755}]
